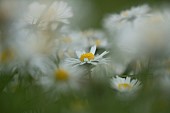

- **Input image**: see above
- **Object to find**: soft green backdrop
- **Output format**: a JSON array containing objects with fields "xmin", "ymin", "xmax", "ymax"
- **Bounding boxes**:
[{"xmin": 80, "ymin": 0, "xmax": 170, "ymax": 29}]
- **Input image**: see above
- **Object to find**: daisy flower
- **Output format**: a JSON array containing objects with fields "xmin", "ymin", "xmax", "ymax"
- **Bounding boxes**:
[
  {"xmin": 110, "ymin": 76, "xmax": 141, "ymax": 93},
  {"xmin": 23, "ymin": 1, "xmax": 73, "ymax": 30},
  {"xmin": 103, "ymin": 5, "xmax": 151, "ymax": 61},
  {"xmin": 55, "ymin": 29, "xmax": 89, "ymax": 60},
  {"xmin": 0, "ymin": 46, "xmax": 22, "ymax": 72},
  {"xmin": 104, "ymin": 4, "xmax": 150, "ymax": 31},
  {"xmin": 65, "ymin": 45, "xmax": 109, "ymax": 66},
  {"xmin": 119, "ymin": 4, "xmax": 150, "ymax": 21},
  {"xmin": 135, "ymin": 11, "xmax": 170, "ymax": 54},
  {"xmin": 42, "ymin": 1, "xmax": 73, "ymax": 30},
  {"xmin": 23, "ymin": 2, "xmax": 46, "ymax": 28},
  {"xmin": 12, "ymin": 30, "xmax": 57, "ymax": 77},
  {"xmin": 38, "ymin": 63, "xmax": 82, "ymax": 92},
  {"xmin": 0, "ymin": 48, "xmax": 15, "ymax": 64},
  {"xmin": 83, "ymin": 29, "xmax": 109, "ymax": 48},
  {"xmin": 48, "ymin": 1, "xmax": 73, "ymax": 24}
]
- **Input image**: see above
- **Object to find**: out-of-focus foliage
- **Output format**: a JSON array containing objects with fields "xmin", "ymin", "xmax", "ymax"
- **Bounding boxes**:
[{"xmin": 1, "ymin": 0, "xmax": 170, "ymax": 113}]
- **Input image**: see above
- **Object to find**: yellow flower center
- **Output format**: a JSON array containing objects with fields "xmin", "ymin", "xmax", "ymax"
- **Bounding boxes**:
[
  {"xmin": 149, "ymin": 16, "xmax": 162, "ymax": 24},
  {"xmin": 95, "ymin": 39, "xmax": 101, "ymax": 47},
  {"xmin": 80, "ymin": 52, "xmax": 95, "ymax": 62},
  {"xmin": 55, "ymin": 69, "xmax": 69, "ymax": 81},
  {"xmin": 121, "ymin": 11, "xmax": 129, "ymax": 17},
  {"xmin": 118, "ymin": 83, "xmax": 132, "ymax": 90},
  {"xmin": 62, "ymin": 37, "xmax": 72, "ymax": 43},
  {"xmin": 44, "ymin": 8, "xmax": 56, "ymax": 21},
  {"xmin": 71, "ymin": 100, "xmax": 86, "ymax": 112},
  {"xmin": 0, "ymin": 49, "xmax": 14, "ymax": 63}
]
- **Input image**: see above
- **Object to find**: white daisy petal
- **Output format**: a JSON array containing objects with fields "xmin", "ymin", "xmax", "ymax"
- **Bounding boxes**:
[
  {"xmin": 90, "ymin": 45, "xmax": 96, "ymax": 55},
  {"xmin": 131, "ymin": 79, "xmax": 137, "ymax": 86},
  {"xmin": 95, "ymin": 51, "xmax": 109, "ymax": 60},
  {"xmin": 76, "ymin": 50, "xmax": 83, "ymax": 58}
]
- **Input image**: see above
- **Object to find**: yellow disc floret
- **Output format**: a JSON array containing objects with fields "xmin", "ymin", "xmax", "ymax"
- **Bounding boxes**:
[
  {"xmin": 95, "ymin": 39, "xmax": 101, "ymax": 47},
  {"xmin": 118, "ymin": 83, "xmax": 132, "ymax": 90},
  {"xmin": 55, "ymin": 69, "xmax": 69, "ymax": 81},
  {"xmin": 0, "ymin": 49, "xmax": 14, "ymax": 63},
  {"xmin": 80, "ymin": 52, "xmax": 95, "ymax": 62},
  {"xmin": 62, "ymin": 37, "xmax": 72, "ymax": 43},
  {"xmin": 121, "ymin": 11, "xmax": 129, "ymax": 17}
]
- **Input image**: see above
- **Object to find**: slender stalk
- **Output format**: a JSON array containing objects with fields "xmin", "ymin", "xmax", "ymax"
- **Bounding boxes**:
[{"xmin": 87, "ymin": 64, "xmax": 92, "ymax": 80}]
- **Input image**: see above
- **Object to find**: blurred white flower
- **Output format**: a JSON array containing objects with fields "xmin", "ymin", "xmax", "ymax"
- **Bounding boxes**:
[
  {"xmin": 27, "ymin": 56, "xmax": 55, "ymax": 79},
  {"xmin": 110, "ymin": 63, "xmax": 126, "ymax": 75},
  {"xmin": 136, "ymin": 11, "xmax": 170, "ymax": 54},
  {"xmin": 104, "ymin": 4, "xmax": 150, "ymax": 31},
  {"xmin": 23, "ymin": 1, "xmax": 73, "ymax": 30},
  {"xmin": 42, "ymin": 1, "xmax": 73, "ymax": 30},
  {"xmin": 38, "ymin": 63, "xmax": 82, "ymax": 92},
  {"xmin": 55, "ymin": 28, "xmax": 89, "ymax": 59},
  {"xmin": 46, "ymin": 1, "xmax": 73, "ymax": 24},
  {"xmin": 110, "ymin": 76, "xmax": 141, "ymax": 93},
  {"xmin": 15, "ymin": 31, "xmax": 55, "ymax": 60},
  {"xmin": 0, "ymin": 48, "xmax": 15, "ymax": 64},
  {"xmin": 65, "ymin": 45, "xmax": 109, "ymax": 66},
  {"xmin": 116, "ymin": 27, "xmax": 142, "ymax": 55},
  {"xmin": 83, "ymin": 30, "xmax": 109, "ymax": 48},
  {"xmin": 24, "ymin": 2, "xmax": 46, "ymax": 28},
  {"xmin": 0, "ymin": 47, "xmax": 22, "ymax": 73},
  {"xmin": 103, "ymin": 5, "xmax": 151, "ymax": 65},
  {"xmin": 120, "ymin": 4, "xmax": 150, "ymax": 21},
  {"xmin": 12, "ymin": 29, "xmax": 58, "ymax": 76}
]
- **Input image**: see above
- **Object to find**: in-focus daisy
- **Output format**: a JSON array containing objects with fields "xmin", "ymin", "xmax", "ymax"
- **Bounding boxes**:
[
  {"xmin": 38, "ymin": 63, "xmax": 82, "ymax": 92},
  {"xmin": 65, "ymin": 45, "xmax": 109, "ymax": 66},
  {"xmin": 110, "ymin": 76, "xmax": 141, "ymax": 93}
]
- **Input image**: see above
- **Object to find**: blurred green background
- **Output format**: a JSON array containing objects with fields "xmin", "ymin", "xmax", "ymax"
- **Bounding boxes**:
[
  {"xmin": 77, "ymin": 0, "xmax": 170, "ymax": 29},
  {"xmin": 1, "ymin": 0, "xmax": 170, "ymax": 113}
]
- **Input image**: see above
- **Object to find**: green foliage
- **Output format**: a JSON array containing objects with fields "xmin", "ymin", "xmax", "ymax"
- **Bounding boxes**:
[{"xmin": 0, "ymin": 68, "xmax": 170, "ymax": 113}]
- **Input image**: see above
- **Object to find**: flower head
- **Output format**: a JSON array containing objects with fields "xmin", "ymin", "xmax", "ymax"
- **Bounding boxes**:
[
  {"xmin": 23, "ymin": 1, "xmax": 73, "ymax": 30},
  {"xmin": 44, "ymin": 1, "xmax": 73, "ymax": 24},
  {"xmin": 0, "ymin": 48, "xmax": 14, "ymax": 63},
  {"xmin": 65, "ymin": 45, "xmax": 109, "ymax": 66},
  {"xmin": 55, "ymin": 29, "xmax": 89, "ymax": 60},
  {"xmin": 110, "ymin": 76, "xmax": 141, "ymax": 93},
  {"xmin": 38, "ymin": 63, "xmax": 82, "ymax": 92},
  {"xmin": 54, "ymin": 68, "xmax": 69, "ymax": 81},
  {"xmin": 104, "ymin": 5, "xmax": 150, "ymax": 31},
  {"xmin": 83, "ymin": 30, "xmax": 109, "ymax": 48},
  {"xmin": 24, "ymin": 2, "xmax": 46, "ymax": 28}
]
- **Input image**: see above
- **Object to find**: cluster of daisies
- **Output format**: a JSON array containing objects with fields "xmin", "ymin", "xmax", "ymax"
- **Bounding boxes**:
[{"xmin": 1, "ymin": 0, "xmax": 170, "ymax": 98}]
